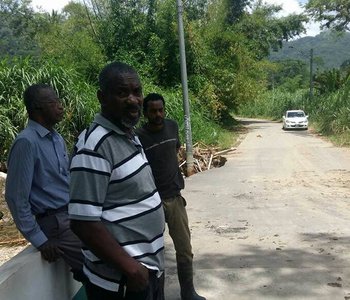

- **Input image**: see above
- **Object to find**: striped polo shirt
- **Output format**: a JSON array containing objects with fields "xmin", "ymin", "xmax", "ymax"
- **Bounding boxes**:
[{"xmin": 69, "ymin": 113, "xmax": 165, "ymax": 292}]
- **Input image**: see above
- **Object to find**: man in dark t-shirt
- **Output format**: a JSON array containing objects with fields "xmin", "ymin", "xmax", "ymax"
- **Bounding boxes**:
[{"xmin": 136, "ymin": 93, "xmax": 205, "ymax": 300}]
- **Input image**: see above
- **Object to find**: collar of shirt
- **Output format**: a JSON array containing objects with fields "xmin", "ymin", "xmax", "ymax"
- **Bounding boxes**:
[
  {"xmin": 27, "ymin": 119, "xmax": 58, "ymax": 138},
  {"xmin": 93, "ymin": 113, "xmax": 138, "ymax": 139},
  {"xmin": 93, "ymin": 113, "xmax": 143, "ymax": 151}
]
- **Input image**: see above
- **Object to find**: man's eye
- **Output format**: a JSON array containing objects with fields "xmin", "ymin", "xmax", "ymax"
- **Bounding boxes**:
[{"xmin": 134, "ymin": 88, "xmax": 142, "ymax": 96}]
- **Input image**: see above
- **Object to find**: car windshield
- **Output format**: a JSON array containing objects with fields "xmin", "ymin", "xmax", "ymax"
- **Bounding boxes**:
[{"xmin": 287, "ymin": 111, "xmax": 305, "ymax": 118}]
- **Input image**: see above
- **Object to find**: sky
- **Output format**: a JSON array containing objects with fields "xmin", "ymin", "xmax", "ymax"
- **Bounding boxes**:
[
  {"xmin": 29, "ymin": 0, "xmax": 321, "ymax": 37},
  {"xmin": 263, "ymin": 0, "xmax": 321, "ymax": 37}
]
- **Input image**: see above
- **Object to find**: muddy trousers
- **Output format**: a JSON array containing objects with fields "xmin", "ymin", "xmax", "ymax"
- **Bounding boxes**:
[{"xmin": 162, "ymin": 195, "xmax": 205, "ymax": 300}]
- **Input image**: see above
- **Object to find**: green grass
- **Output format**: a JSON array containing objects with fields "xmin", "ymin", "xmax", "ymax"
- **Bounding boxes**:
[{"xmin": 0, "ymin": 57, "xmax": 238, "ymax": 164}]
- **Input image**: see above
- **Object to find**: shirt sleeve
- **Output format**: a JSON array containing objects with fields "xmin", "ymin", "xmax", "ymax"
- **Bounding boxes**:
[
  {"xmin": 5, "ymin": 138, "xmax": 48, "ymax": 248},
  {"xmin": 69, "ymin": 147, "xmax": 111, "ymax": 221}
]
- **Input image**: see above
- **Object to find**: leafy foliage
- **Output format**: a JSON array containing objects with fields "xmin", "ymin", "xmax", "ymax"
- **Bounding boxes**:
[
  {"xmin": 305, "ymin": 0, "xmax": 350, "ymax": 31},
  {"xmin": 0, "ymin": 58, "xmax": 98, "ymax": 162},
  {"xmin": 5, "ymin": 0, "xmax": 341, "ymax": 164},
  {"xmin": 0, "ymin": 0, "xmax": 39, "ymax": 57},
  {"xmin": 313, "ymin": 68, "xmax": 350, "ymax": 94}
]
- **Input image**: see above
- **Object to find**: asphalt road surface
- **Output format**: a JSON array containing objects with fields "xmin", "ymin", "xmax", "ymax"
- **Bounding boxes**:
[{"xmin": 164, "ymin": 119, "xmax": 350, "ymax": 300}]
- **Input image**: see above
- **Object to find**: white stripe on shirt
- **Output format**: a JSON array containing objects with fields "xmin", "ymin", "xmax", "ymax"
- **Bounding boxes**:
[
  {"xmin": 71, "ymin": 153, "xmax": 111, "ymax": 173},
  {"xmin": 123, "ymin": 235, "xmax": 164, "ymax": 258},
  {"xmin": 69, "ymin": 203, "xmax": 103, "ymax": 218},
  {"xmin": 102, "ymin": 193, "xmax": 161, "ymax": 222},
  {"xmin": 110, "ymin": 153, "xmax": 148, "ymax": 182}
]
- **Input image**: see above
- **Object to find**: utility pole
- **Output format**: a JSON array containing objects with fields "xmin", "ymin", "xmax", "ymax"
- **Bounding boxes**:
[
  {"xmin": 176, "ymin": 0, "xmax": 194, "ymax": 176},
  {"xmin": 309, "ymin": 48, "xmax": 314, "ymax": 101}
]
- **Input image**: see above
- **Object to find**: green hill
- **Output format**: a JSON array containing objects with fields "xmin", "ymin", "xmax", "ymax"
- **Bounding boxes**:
[{"xmin": 269, "ymin": 31, "xmax": 350, "ymax": 70}]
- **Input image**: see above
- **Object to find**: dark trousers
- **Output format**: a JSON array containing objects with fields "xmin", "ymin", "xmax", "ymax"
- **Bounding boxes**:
[
  {"xmin": 85, "ymin": 271, "xmax": 164, "ymax": 300},
  {"xmin": 36, "ymin": 211, "xmax": 84, "ymax": 280}
]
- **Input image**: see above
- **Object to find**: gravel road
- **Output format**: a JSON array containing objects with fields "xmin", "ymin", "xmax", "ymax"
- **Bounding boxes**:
[{"xmin": 165, "ymin": 119, "xmax": 350, "ymax": 300}]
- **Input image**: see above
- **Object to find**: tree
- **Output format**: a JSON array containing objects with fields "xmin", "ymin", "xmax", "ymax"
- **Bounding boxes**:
[
  {"xmin": 305, "ymin": 0, "xmax": 350, "ymax": 31},
  {"xmin": 235, "ymin": 2, "xmax": 308, "ymax": 59},
  {"xmin": 36, "ymin": 1, "xmax": 105, "ymax": 82},
  {"xmin": 0, "ymin": 0, "xmax": 39, "ymax": 57},
  {"xmin": 225, "ymin": 0, "xmax": 251, "ymax": 25},
  {"xmin": 314, "ymin": 68, "xmax": 349, "ymax": 94},
  {"xmin": 268, "ymin": 59, "xmax": 309, "ymax": 91}
]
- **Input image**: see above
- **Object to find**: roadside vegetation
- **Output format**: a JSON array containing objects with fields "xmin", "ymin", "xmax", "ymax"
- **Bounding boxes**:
[
  {"xmin": 238, "ymin": 64, "xmax": 350, "ymax": 147},
  {"xmin": 1, "ymin": 0, "xmax": 349, "ymax": 167}
]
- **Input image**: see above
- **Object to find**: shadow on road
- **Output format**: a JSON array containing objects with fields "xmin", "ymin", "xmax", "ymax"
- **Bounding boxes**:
[
  {"xmin": 165, "ymin": 233, "xmax": 350, "ymax": 299},
  {"xmin": 238, "ymin": 119, "xmax": 277, "ymax": 126}
]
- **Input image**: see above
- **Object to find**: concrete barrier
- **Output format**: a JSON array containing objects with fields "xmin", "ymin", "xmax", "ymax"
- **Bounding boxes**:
[{"xmin": 0, "ymin": 246, "xmax": 86, "ymax": 300}]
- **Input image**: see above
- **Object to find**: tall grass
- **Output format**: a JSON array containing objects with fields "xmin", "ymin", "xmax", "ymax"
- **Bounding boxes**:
[
  {"xmin": 238, "ymin": 80, "xmax": 350, "ymax": 146},
  {"xmin": 309, "ymin": 79, "xmax": 350, "ymax": 145},
  {"xmin": 0, "ymin": 58, "xmax": 98, "ymax": 163},
  {"xmin": 0, "ymin": 58, "xmax": 235, "ymax": 165},
  {"xmin": 238, "ymin": 88, "xmax": 308, "ymax": 120}
]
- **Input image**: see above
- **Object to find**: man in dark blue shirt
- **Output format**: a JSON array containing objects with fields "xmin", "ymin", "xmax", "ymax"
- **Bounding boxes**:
[{"xmin": 5, "ymin": 84, "xmax": 84, "ymax": 280}]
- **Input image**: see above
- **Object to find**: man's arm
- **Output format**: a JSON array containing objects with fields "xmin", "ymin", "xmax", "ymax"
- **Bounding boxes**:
[
  {"xmin": 5, "ymin": 138, "xmax": 47, "ymax": 247},
  {"xmin": 5, "ymin": 138, "xmax": 61, "ymax": 261},
  {"xmin": 71, "ymin": 220, "xmax": 149, "ymax": 291}
]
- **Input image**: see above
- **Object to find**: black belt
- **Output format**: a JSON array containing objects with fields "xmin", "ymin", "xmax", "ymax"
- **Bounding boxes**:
[{"xmin": 35, "ymin": 205, "xmax": 68, "ymax": 219}]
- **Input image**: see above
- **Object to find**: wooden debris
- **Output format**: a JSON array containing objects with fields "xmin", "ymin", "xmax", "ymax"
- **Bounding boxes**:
[{"xmin": 179, "ymin": 144, "xmax": 236, "ymax": 176}]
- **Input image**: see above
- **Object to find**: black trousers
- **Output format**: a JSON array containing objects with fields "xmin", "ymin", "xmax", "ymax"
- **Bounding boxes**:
[{"xmin": 85, "ymin": 271, "xmax": 164, "ymax": 300}]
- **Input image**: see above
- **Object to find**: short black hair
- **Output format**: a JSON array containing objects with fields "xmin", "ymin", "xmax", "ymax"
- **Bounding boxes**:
[
  {"xmin": 98, "ymin": 62, "xmax": 138, "ymax": 93},
  {"xmin": 143, "ymin": 93, "xmax": 165, "ymax": 112},
  {"xmin": 23, "ymin": 83, "xmax": 52, "ymax": 113}
]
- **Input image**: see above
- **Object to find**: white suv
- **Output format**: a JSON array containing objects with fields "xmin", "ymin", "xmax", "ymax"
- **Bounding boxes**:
[{"xmin": 282, "ymin": 110, "xmax": 308, "ymax": 130}]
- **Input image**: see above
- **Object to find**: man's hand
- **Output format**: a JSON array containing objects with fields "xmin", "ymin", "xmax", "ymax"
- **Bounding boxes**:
[
  {"xmin": 126, "ymin": 262, "xmax": 149, "ymax": 292},
  {"xmin": 38, "ymin": 239, "xmax": 63, "ymax": 262}
]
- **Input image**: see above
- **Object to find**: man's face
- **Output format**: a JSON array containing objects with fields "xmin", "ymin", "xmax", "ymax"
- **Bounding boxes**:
[
  {"xmin": 35, "ymin": 88, "xmax": 64, "ymax": 127},
  {"xmin": 144, "ymin": 100, "xmax": 165, "ymax": 126},
  {"xmin": 99, "ymin": 72, "xmax": 143, "ymax": 130}
]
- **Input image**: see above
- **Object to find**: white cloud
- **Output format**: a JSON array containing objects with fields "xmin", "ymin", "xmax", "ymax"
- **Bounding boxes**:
[
  {"xmin": 30, "ymin": 0, "xmax": 72, "ymax": 12},
  {"xmin": 262, "ymin": 0, "xmax": 321, "ymax": 36},
  {"xmin": 264, "ymin": 0, "xmax": 303, "ymax": 16}
]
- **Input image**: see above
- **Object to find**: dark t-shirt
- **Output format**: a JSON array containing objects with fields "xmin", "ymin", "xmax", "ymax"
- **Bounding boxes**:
[{"xmin": 136, "ymin": 119, "xmax": 185, "ymax": 199}]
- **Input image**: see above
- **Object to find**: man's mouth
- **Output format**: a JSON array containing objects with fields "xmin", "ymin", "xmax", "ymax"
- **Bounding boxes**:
[{"xmin": 128, "ymin": 109, "xmax": 140, "ymax": 117}]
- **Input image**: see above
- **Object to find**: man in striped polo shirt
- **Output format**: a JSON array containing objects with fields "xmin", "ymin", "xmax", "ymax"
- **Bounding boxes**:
[{"xmin": 69, "ymin": 62, "xmax": 165, "ymax": 299}]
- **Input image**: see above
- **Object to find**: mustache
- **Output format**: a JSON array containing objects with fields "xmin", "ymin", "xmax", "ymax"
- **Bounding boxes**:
[{"xmin": 126, "ymin": 103, "xmax": 141, "ymax": 111}]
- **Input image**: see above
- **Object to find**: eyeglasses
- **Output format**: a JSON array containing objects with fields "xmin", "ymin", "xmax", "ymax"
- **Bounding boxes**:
[{"xmin": 35, "ymin": 99, "xmax": 63, "ymax": 106}]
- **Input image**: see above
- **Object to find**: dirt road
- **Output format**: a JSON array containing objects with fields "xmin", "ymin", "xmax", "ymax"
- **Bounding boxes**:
[{"xmin": 164, "ymin": 119, "xmax": 350, "ymax": 300}]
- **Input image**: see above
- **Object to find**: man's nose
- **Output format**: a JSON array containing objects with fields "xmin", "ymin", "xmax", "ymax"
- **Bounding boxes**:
[
  {"xmin": 128, "ymin": 94, "xmax": 141, "ymax": 104},
  {"xmin": 57, "ymin": 101, "xmax": 64, "ymax": 110}
]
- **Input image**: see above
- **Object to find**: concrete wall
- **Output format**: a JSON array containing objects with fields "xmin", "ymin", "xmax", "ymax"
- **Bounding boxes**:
[{"xmin": 0, "ymin": 246, "xmax": 83, "ymax": 300}]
